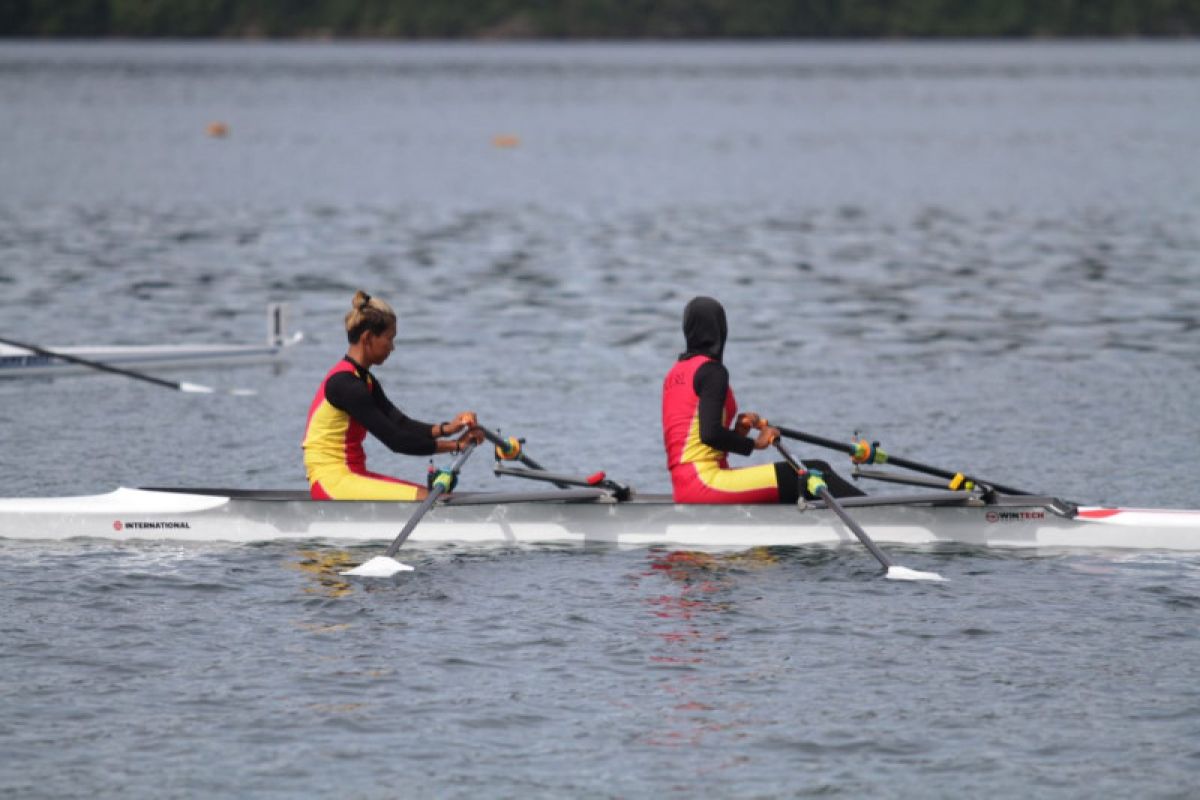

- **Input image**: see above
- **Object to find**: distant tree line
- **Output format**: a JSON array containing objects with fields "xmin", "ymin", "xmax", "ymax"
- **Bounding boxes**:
[{"xmin": 3, "ymin": 0, "xmax": 1199, "ymax": 38}]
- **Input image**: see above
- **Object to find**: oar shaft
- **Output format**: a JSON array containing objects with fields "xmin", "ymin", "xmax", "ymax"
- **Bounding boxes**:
[
  {"xmin": 476, "ymin": 424, "xmax": 575, "ymax": 489},
  {"xmin": 384, "ymin": 442, "xmax": 477, "ymax": 557},
  {"xmin": 0, "ymin": 335, "xmax": 183, "ymax": 391},
  {"xmin": 476, "ymin": 425, "xmax": 549, "ymax": 471},
  {"xmin": 775, "ymin": 424, "xmax": 1031, "ymax": 496},
  {"xmin": 814, "ymin": 486, "xmax": 894, "ymax": 569},
  {"xmin": 775, "ymin": 440, "xmax": 893, "ymax": 570},
  {"xmin": 492, "ymin": 464, "xmax": 595, "ymax": 488},
  {"xmin": 881, "ymin": 454, "xmax": 1027, "ymax": 496},
  {"xmin": 491, "ymin": 464, "xmax": 631, "ymax": 500},
  {"xmin": 775, "ymin": 426, "xmax": 851, "ymax": 455},
  {"xmin": 0, "ymin": 335, "xmax": 252, "ymax": 395}
]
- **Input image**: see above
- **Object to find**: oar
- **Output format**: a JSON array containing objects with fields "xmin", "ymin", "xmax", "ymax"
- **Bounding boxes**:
[
  {"xmin": 342, "ymin": 441, "xmax": 479, "ymax": 578},
  {"xmin": 492, "ymin": 464, "xmax": 633, "ymax": 500},
  {"xmin": 476, "ymin": 424, "xmax": 569, "ymax": 487},
  {"xmin": 478, "ymin": 424, "xmax": 634, "ymax": 500},
  {"xmin": 0, "ymin": 335, "xmax": 256, "ymax": 396},
  {"xmin": 775, "ymin": 424, "xmax": 1031, "ymax": 496},
  {"xmin": 775, "ymin": 439, "xmax": 946, "ymax": 582}
]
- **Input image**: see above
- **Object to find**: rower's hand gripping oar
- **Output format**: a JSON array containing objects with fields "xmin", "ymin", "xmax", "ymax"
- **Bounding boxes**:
[
  {"xmin": 0, "ymin": 335, "xmax": 256, "ymax": 396},
  {"xmin": 774, "ymin": 424, "xmax": 1031, "ymax": 497},
  {"xmin": 342, "ymin": 441, "xmax": 479, "ymax": 578},
  {"xmin": 773, "ymin": 438, "xmax": 946, "ymax": 583}
]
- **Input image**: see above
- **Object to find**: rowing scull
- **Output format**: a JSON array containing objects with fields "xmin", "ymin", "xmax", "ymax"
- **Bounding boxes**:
[{"xmin": 1, "ymin": 487, "xmax": 1197, "ymax": 551}]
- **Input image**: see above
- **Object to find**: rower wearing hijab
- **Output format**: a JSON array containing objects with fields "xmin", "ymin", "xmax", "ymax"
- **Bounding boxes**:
[
  {"xmin": 302, "ymin": 291, "xmax": 484, "ymax": 501},
  {"xmin": 661, "ymin": 296, "xmax": 863, "ymax": 504}
]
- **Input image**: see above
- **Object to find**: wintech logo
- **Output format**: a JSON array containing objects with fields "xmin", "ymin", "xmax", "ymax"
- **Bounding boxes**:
[
  {"xmin": 985, "ymin": 510, "xmax": 1045, "ymax": 523},
  {"xmin": 112, "ymin": 520, "xmax": 192, "ymax": 531}
]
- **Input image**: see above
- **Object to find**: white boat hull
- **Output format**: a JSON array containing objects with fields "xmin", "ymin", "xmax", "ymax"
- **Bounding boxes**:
[{"xmin": 1, "ymin": 488, "xmax": 1198, "ymax": 551}]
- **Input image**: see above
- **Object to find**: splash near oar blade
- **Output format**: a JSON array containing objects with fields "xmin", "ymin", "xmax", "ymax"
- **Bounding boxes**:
[
  {"xmin": 886, "ymin": 565, "xmax": 947, "ymax": 582},
  {"xmin": 774, "ymin": 438, "xmax": 947, "ymax": 583},
  {"xmin": 340, "ymin": 441, "xmax": 479, "ymax": 577},
  {"xmin": 342, "ymin": 555, "xmax": 414, "ymax": 578}
]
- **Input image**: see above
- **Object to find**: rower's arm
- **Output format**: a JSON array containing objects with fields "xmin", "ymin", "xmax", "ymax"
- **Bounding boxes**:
[
  {"xmin": 376, "ymin": 383, "xmax": 437, "ymax": 436},
  {"xmin": 325, "ymin": 373, "xmax": 437, "ymax": 456},
  {"xmin": 694, "ymin": 361, "xmax": 754, "ymax": 457}
]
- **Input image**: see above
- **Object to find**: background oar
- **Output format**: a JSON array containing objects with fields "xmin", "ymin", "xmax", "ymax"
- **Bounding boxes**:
[
  {"xmin": 775, "ymin": 440, "xmax": 946, "ymax": 582},
  {"xmin": 342, "ymin": 441, "xmax": 479, "ymax": 577},
  {"xmin": 0, "ymin": 335, "xmax": 256, "ymax": 396},
  {"xmin": 775, "ymin": 424, "xmax": 1031, "ymax": 496}
]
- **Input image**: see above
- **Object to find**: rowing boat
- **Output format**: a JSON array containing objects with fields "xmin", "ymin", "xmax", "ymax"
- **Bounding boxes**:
[
  {"xmin": 0, "ymin": 304, "xmax": 302, "ymax": 379},
  {"xmin": 1, "ymin": 485, "xmax": 1197, "ymax": 551}
]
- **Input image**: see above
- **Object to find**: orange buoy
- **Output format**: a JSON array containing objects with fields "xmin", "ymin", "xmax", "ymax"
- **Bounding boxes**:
[
  {"xmin": 206, "ymin": 121, "xmax": 229, "ymax": 138},
  {"xmin": 491, "ymin": 134, "xmax": 520, "ymax": 148}
]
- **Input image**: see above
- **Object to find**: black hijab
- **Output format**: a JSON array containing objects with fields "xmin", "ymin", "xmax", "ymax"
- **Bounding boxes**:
[{"xmin": 678, "ymin": 296, "xmax": 728, "ymax": 362}]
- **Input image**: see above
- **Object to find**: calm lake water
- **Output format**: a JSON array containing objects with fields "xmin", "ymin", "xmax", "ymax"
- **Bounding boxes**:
[{"xmin": 1, "ymin": 41, "xmax": 1199, "ymax": 798}]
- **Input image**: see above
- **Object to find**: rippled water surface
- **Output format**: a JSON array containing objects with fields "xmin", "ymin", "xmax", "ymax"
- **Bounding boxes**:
[{"xmin": 2, "ymin": 41, "xmax": 1200, "ymax": 797}]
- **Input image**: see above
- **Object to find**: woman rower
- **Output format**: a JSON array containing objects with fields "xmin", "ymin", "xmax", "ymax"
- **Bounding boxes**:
[
  {"xmin": 302, "ymin": 291, "xmax": 483, "ymax": 501},
  {"xmin": 661, "ymin": 296, "xmax": 863, "ymax": 504}
]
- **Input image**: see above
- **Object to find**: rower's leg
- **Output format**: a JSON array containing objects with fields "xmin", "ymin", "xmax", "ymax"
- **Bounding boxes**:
[
  {"xmin": 309, "ymin": 468, "xmax": 424, "ymax": 501},
  {"xmin": 772, "ymin": 462, "xmax": 801, "ymax": 504},
  {"xmin": 800, "ymin": 459, "xmax": 867, "ymax": 498},
  {"xmin": 673, "ymin": 461, "xmax": 781, "ymax": 503}
]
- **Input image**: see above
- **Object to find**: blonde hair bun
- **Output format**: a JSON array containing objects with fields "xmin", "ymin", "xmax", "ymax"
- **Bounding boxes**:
[{"xmin": 345, "ymin": 290, "xmax": 397, "ymax": 343}]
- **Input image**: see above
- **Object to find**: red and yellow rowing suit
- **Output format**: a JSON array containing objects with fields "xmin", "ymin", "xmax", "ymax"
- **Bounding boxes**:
[
  {"xmin": 302, "ymin": 357, "xmax": 437, "ymax": 501},
  {"xmin": 662, "ymin": 354, "xmax": 781, "ymax": 503}
]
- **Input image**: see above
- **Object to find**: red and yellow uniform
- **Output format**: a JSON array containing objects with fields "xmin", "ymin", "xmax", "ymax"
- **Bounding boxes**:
[
  {"xmin": 302, "ymin": 357, "xmax": 436, "ymax": 501},
  {"xmin": 664, "ymin": 296, "xmax": 865, "ymax": 505},
  {"xmin": 662, "ymin": 354, "xmax": 781, "ymax": 503}
]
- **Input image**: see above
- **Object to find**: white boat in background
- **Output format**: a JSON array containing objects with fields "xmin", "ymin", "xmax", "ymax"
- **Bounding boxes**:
[
  {"xmin": 1, "ymin": 485, "xmax": 1198, "ymax": 551},
  {"xmin": 0, "ymin": 303, "xmax": 302, "ymax": 379}
]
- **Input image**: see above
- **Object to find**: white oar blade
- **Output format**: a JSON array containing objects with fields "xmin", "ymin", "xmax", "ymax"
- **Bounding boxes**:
[
  {"xmin": 341, "ymin": 556, "xmax": 415, "ymax": 578},
  {"xmin": 886, "ymin": 565, "xmax": 947, "ymax": 582},
  {"xmin": 179, "ymin": 381, "xmax": 256, "ymax": 396}
]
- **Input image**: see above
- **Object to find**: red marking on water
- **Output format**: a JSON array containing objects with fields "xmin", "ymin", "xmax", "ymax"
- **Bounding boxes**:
[{"xmin": 675, "ymin": 701, "xmax": 713, "ymax": 711}]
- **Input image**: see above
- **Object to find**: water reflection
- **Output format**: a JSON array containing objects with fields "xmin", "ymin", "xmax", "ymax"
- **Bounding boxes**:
[
  {"xmin": 626, "ymin": 549, "xmax": 780, "ymax": 753},
  {"xmin": 290, "ymin": 548, "xmax": 356, "ymax": 598}
]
